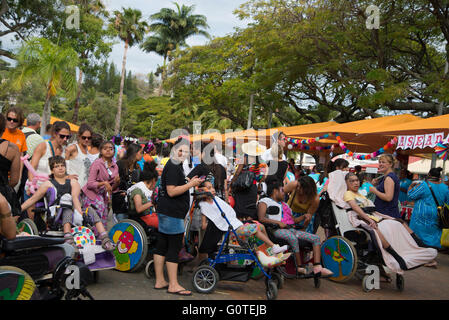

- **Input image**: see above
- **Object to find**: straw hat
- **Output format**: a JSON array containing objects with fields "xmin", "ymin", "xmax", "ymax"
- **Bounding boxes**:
[{"xmin": 241, "ymin": 140, "xmax": 267, "ymax": 157}]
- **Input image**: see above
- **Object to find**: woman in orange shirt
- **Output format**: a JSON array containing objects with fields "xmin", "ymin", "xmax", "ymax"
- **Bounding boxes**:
[{"xmin": 2, "ymin": 107, "xmax": 27, "ymax": 154}]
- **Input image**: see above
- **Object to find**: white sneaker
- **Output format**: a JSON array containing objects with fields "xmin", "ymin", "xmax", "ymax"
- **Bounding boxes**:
[{"xmin": 271, "ymin": 244, "xmax": 288, "ymax": 255}]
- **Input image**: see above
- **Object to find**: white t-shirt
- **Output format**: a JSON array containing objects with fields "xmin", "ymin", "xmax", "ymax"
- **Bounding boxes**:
[
  {"xmin": 214, "ymin": 152, "xmax": 228, "ymax": 168},
  {"xmin": 199, "ymin": 196, "xmax": 243, "ymax": 231},
  {"xmin": 261, "ymin": 148, "xmax": 286, "ymax": 163},
  {"xmin": 258, "ymin": 197, "xmax": 283, "ymax": 222}
]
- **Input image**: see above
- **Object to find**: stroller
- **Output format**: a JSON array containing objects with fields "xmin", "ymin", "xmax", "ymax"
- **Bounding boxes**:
[{"xmin": 190, "ymin": 191, "xmax": 283, "ymax": 300}]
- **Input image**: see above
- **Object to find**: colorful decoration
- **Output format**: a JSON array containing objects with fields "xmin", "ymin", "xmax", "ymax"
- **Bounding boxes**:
[
  {"xmin": 109, "ymin": 221, "xmax": 147, "ymax": 272},
  {"xmin": 71, "ymin": 226, "xmax": 96, "ymax": 249},
  {"xmin": 321, "ymin": 237, "xmax": 357, "ymax": 282},
  {"xmin": 435, "ymin": 142, "xmax": 449, "ymax": 161},
  {"xmin": 286, "ymin": 133, "xmax": 397, "ymax": 159},
  {"xmin": 335, "ymin": 133, "xmax": 397, "ymax": 160}
]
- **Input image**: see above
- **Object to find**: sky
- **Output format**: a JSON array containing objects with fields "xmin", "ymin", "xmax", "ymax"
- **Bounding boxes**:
[{"xmin": 102, "ymin": 0, "xmax": 250, "ymax": 77}]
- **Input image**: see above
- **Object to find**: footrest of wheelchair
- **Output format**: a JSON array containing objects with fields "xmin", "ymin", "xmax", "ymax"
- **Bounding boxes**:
[{"xmin": 1, "ymin": 236, "xmax": 65, "ymax": 252}]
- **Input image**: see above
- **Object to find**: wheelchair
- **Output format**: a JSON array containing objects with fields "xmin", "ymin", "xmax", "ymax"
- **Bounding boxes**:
[
  {"xmin": 0, "ymin": 235, "xmax": 94, "ymax": 300},
  {"xmin": 262, "ymin": 205, "xmax": 322, "ymax": 289},
  {"xmin": 190, "ymin": 192, "xmax": 283, "ymax": 300},
  {"xmin": 17, "ymin": 188, "xmax": 116, "ymax": 279},
  {"xmin": 316, "ymin": 191, "xmax": 405, "ymax": 292}
]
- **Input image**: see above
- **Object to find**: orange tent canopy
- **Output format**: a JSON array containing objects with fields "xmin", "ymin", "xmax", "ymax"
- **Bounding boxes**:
[
  {"xmin": 24, "ymin": 116, "xmax": 80, "ymax": 133},
  {"xmin": 369, "ymin": 114, "xmax": 449, "ymax": 136}
]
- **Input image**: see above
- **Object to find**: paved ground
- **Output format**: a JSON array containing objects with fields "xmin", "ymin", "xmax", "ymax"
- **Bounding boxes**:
[{"xmin": 88, "ymin": 251, "xmax": 449, "ymax": 300}]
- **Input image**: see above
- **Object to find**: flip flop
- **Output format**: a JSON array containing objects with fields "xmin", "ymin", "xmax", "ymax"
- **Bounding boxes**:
[
  {"xmin": 167, "ymin": 289, "xmax": 192, "ymax": 296},
  {"xmin": 154, "ymin": 285, "xmax": 169, "ymax": 290}
]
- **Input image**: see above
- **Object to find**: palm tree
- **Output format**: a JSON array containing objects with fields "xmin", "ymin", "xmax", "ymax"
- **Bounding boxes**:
[
  {"xmin": 12, "ymin": 37, "xmax": 79, "ymax": 135},
  {"xmin": 109, "ymin": 7, "xmax": 148, "ymax": 135},
  {"xmin": 142, "ymin": 2, "xmax": 210, "ymax": 96}
]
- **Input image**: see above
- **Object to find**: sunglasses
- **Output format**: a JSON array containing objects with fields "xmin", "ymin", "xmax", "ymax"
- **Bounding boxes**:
[
  {"xmin": 7, "ymin": 117, "xmax": 18, "ymax": 123},
  {"xmin": 59, "ymin": 134, "xmax": 72, "ymax": 140},
  {"xmin": 81, "ymin": 136, "xmax": 92, "ymax": 140}
]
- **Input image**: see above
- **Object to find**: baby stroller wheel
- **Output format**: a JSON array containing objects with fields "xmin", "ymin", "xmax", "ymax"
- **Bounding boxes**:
[
  {"xmin": 192, "ymin": 265, "xmax": 219, "ymax": 294},
  {"xmin": 396, "ymin": 274, "xmax": 404, "ymax": 292},
  {"xmin": 267, "ymin": 272, "xmax": 284, "ymax": 290},
  {"xmin": 265, "ymin": 279, "xmax": 278, "ymax": 300}
]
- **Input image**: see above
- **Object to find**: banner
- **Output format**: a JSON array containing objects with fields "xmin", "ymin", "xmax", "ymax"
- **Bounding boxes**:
[{"xmin": 396, "ymin": 132, "xmax": 448, "ymax": 150}]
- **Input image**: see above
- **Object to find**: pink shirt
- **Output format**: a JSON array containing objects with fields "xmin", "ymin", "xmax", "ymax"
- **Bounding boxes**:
[
  {"xmin": 281, "ymin": 202, "xmax": 295, "ymax": 225},
  {"xmin": 82, "ymin": 158, "xmax": 119, "ymax": 200}
]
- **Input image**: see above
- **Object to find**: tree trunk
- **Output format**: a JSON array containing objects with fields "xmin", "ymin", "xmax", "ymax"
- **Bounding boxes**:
[
  {"xmin": 158, "ymin": 55, "xmax": 167, "ymax": 97},
  {"xmin": 41, "ymin": 89, "xmax": 52, "ymax": 137},
  {"xmin": 72, "ymin": 69, "xmax": 83, "ymax": 124},
  {"xmin": 115, "ymin": 40, "xmax": 128, "ymax": 135}
]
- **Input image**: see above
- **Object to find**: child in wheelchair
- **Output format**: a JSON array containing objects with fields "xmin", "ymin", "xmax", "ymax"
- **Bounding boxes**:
[
  {"xmin": 258, "ymin": 176, "xmax": 333, "ymax": 277},
  {"xmin": 20, "ymin": 156, "xmax": 114, "ymax": 251},
  {"xmin": 126, "ymin": 161, "xmax": 159, "ymax": 229},
  {"xmin": 195, "ymin": 180, "xmax": 290, "ymax": 268}
]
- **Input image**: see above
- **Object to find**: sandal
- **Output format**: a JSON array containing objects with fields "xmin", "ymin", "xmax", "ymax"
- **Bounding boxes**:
[
  {"xmin": 313, "ymin": 263, "xmax": 333, "ymax": 278},
  {"xmin": 167, "ymin": 289, "xmax": 192, "ymax": 296}
]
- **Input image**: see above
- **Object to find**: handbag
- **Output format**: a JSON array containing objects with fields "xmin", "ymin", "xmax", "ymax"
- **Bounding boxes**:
[
  {"xmin": 231, "ymin": 168, "xmax": 256, "ymax": 192},
  {"xmin": 427, "ymin": 181, "xmax": 449, "ymax": 229}
]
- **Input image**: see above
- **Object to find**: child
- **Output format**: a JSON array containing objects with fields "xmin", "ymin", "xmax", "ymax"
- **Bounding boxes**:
[
  {"xmin": 21, "ymin": 156, "xmax": 115, "ymax": 251},
  {"xmin": 196, "ymin": 180, "xmax": 290, "ymax": 268}
]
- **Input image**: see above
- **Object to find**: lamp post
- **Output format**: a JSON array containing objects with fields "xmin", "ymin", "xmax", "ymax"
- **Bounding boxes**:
[{"xmin": 149, "ymin": 115, "xmax": 155, "ymax": 140}]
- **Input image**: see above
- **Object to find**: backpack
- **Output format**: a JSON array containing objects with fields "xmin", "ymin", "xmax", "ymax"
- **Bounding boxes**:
[{"xmin": 313, "ymin": 191, "xmax": 336, "ymax": 231}]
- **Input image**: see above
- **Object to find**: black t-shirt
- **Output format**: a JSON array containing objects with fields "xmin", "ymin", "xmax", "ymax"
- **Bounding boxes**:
[
  {"xmin": 267, "ymin": 160, "xmax": 288, "ymax": 182},
  {"xmin": 158, "ymin": 158, "xmax": 190, "ymax": 219}
]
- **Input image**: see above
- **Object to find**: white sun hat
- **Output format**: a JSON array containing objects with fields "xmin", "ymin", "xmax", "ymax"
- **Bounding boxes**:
[{"xmin": 241, "ymin": 140, "xmax": 267, "ymax": 157}]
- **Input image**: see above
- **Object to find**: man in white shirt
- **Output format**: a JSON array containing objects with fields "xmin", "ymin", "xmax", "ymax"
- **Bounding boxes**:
[
  {"xmin": 261, "ymin": 131, "xmax": 287, "ymax": 162},
  {"xmin": 22, "ymin": 113, "xmax": 44, "ymax": 159}
]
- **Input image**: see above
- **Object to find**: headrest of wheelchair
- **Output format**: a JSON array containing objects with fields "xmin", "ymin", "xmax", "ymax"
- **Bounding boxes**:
[
  {"xmin": 192, "ymin": 191, "xmax": 214, "ymax": 199},
  {"xmin": 59, "ymin": 193, "xmax": 73, "ymax": 208},
  {"xmin": 266, "ymin": 206, "xmax": 280, "ymax": 216},
  {"xmin": 1, "ymin": 236, "xmax": 65, "ymax": 252}
]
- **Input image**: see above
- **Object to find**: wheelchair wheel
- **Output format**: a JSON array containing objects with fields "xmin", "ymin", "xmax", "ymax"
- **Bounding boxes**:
[
  {"xmin": 396, "ymin": 274, "xmax": 404, "ymax": 292},
  {"xmin": 192, "ymin": 265, "xmax": 219, "ymax": 294},
  {"xmin": 0, "ymin": 266, "xmax": 40, "ymax": 300},
  {"xmin": 17, "ymin": 218, "xmax": 39, "ymax": 236},
  {"xmin": 265, "ymin": 279, "xmax": 278, "ymax": 300},
  {"xmin": 321, "ymin": 236, "xmax": 358, "ymax": 282},
  {"xmin": 108, "ymin": 219, "xmax": 148, "ymax": 272},
  {"xmin": 145, "ymin": 260, "xmax": 155, "ymax": 279}
]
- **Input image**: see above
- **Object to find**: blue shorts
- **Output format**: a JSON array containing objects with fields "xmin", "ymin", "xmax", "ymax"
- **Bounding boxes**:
[{"xmin": 157, "ymin": 213, "xmax": 185, "ymax": 235}]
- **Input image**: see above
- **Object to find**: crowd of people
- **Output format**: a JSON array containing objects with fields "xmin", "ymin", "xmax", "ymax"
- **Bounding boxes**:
[{"xmin": 0, "ymin": 107, "xmax": 448, "ymax": 297}]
